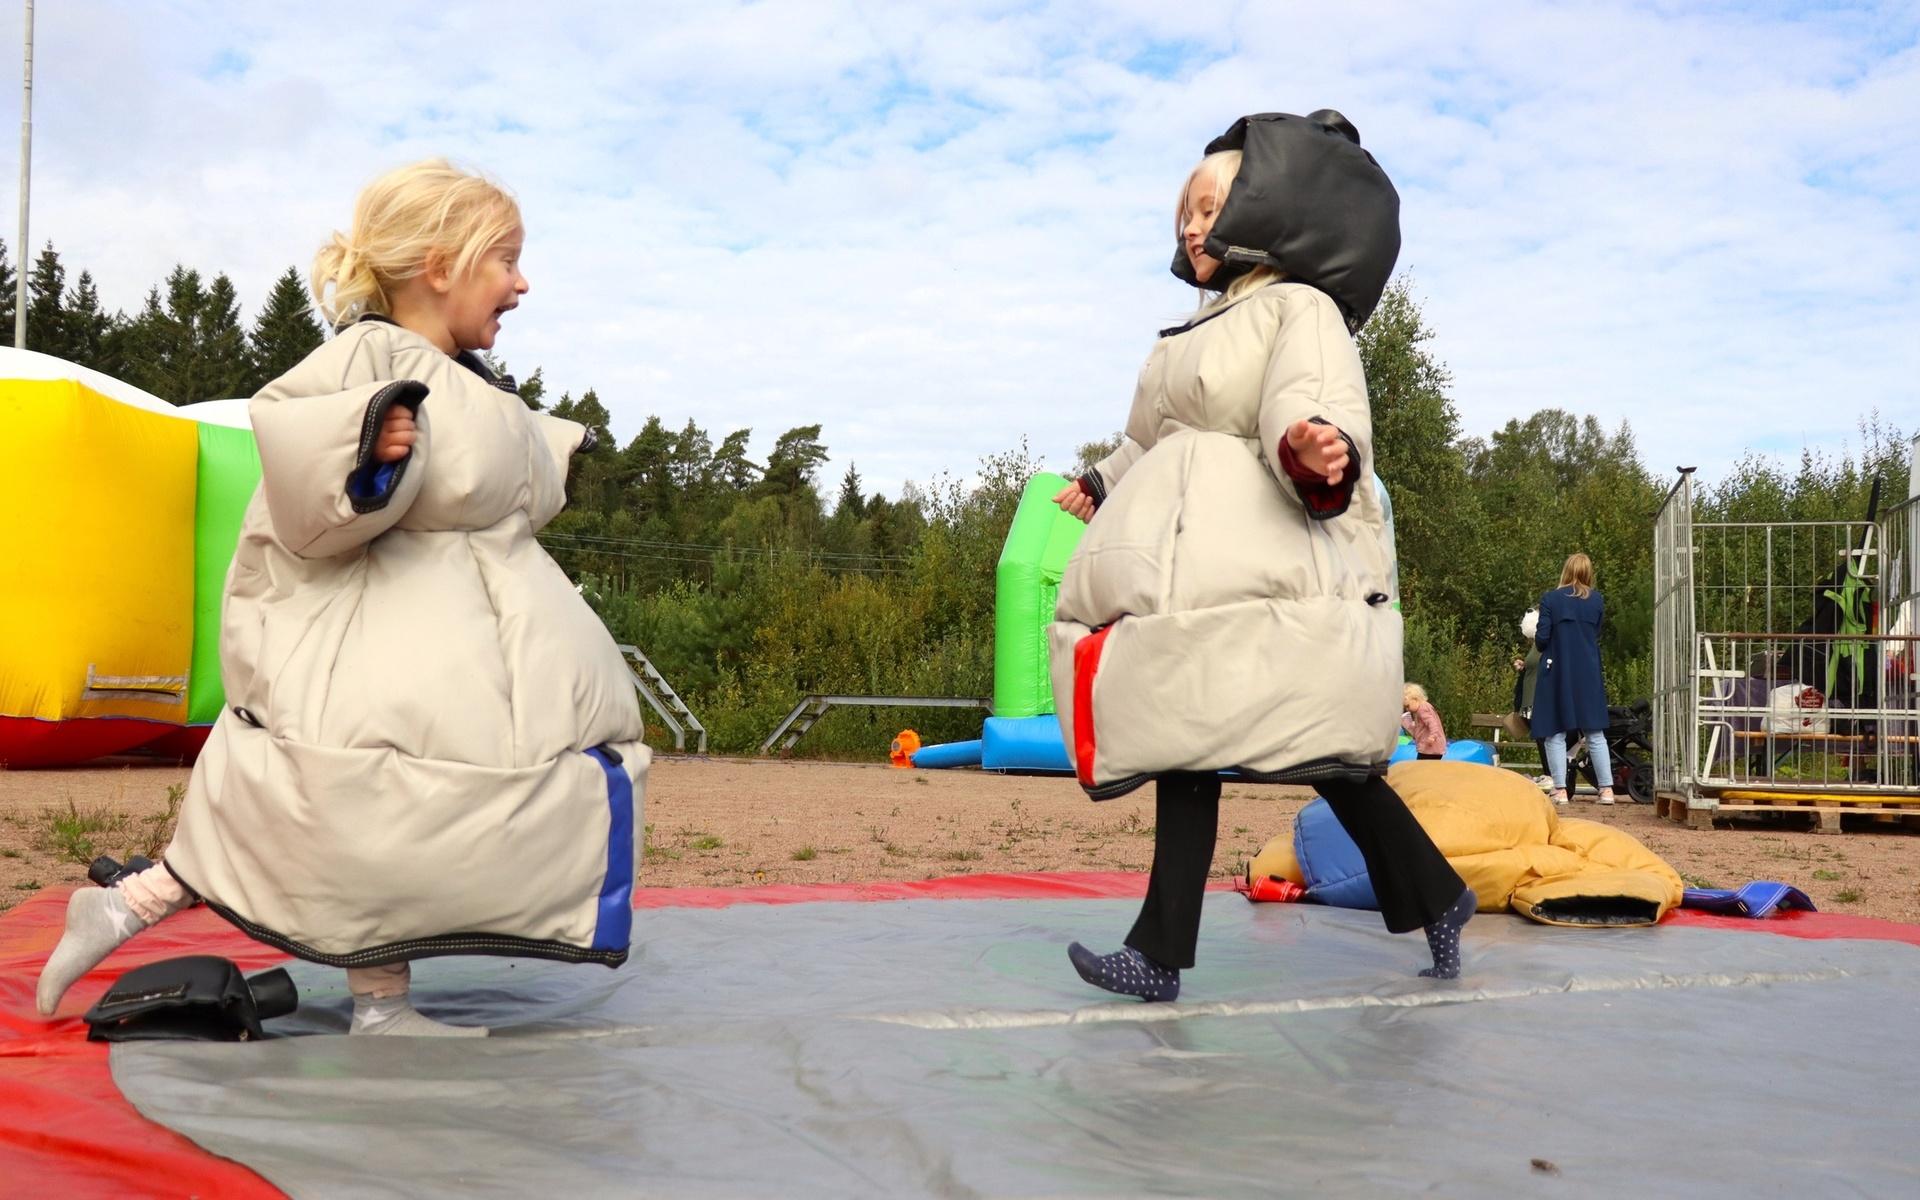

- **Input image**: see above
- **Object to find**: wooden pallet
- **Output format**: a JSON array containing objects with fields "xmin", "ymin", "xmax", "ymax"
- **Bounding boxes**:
[
  {"xmin": 1659, "ymin": 789, "xmax": 1920, "ymax": 833},
  {"xmin": 1655, "ymin": 792, "xmax": 1716, "ymax": 829}
]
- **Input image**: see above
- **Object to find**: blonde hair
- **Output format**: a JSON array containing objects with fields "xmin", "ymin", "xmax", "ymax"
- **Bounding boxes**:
[
  {"xmin": 1559, "ymin": 553, "xmax": 1595, "ymax": 599},
  {"xmin": 1403, "ymin": 682, "xmax": 1429, "ymax": 709},
  {"xmin": 312, "ymin": 159, "xmax": 522, "ymax": 326},
  {"xmin": 1178, "ymin": 149, "xmax": 1283, "ymax": 315}
]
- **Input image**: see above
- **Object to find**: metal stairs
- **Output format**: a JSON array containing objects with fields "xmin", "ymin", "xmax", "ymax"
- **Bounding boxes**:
[{"xmin": 617, "ymin": 644, "xmax": 708, "ymax": 754}]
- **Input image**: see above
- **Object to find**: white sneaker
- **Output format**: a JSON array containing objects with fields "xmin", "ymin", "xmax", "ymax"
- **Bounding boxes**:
[
  {"xmin": 1532, "ymin": 775, "xmax": 1553, "ymax": 791},
  {"xmin": 1597, "ymin": 791, "xmax": 1616, "ymax": 806}
]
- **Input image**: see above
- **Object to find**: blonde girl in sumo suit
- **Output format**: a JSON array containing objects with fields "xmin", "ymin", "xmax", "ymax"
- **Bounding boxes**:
[{"xmin": 38, "ymin": 161, "xmax": 647, "ymax": 1036}]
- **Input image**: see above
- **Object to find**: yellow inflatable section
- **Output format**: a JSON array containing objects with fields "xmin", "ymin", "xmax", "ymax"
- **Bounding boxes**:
[{"xmin": 1, "ymin": 373, "xmax": 198, "ymax": 766}]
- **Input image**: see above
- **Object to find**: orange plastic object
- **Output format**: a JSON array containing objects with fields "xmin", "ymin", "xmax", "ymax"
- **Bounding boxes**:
[
  {"xmin": 1241, "ymin": 875, "xmax": 1308, "ymax": 903},
  {"xmin": 889, "ymin": 729, "xmax": 922, "ymax": 767}
]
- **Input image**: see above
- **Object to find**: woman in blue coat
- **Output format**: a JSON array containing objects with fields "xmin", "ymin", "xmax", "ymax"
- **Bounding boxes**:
[{"xmin": 1531, "ymin": 553, "xmax": 1615, "ymax": 805}]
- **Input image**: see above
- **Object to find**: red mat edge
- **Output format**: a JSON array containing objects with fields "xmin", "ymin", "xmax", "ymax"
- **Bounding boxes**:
[{"xmin": 5, "ymin": 873, "xmax": 1917, "ymax": 1198}]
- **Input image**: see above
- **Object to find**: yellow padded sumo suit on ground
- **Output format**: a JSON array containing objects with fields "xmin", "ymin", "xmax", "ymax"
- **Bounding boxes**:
[{"xmin": 1250, "ymin": 762, "xmax": 1684, "ymax": 926}]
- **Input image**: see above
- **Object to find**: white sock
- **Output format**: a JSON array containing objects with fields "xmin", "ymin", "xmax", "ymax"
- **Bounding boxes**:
[
  {"xmin": 37, "ymin": 887, "xmax": 147, "ymax": 1016},
  {"xmin": 350, "ymin": 994, "xmax": 489, "ymax": 1038}
]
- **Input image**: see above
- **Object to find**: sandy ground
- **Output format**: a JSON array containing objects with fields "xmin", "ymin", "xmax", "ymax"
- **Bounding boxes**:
[{"xmin": 3, "ymin": 757, "xmax": 1917, "ymax": 924}]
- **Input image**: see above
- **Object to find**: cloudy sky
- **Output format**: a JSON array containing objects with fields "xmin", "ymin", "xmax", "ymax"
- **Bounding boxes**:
[{"xmin": 5, "ymin": 1, "xmax": 1916, "ymax": 496}]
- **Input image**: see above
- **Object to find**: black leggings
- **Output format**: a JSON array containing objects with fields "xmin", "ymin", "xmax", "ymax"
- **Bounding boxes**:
[{"xmin": 1124, "ymin": 772, "xmax": 1465, "ymax": 969}]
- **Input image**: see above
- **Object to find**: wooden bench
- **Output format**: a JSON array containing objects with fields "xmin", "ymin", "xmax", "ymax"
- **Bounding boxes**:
[{"xmin": 1470, "ymin": 712, "xmax": 1544, "ymax": 774}]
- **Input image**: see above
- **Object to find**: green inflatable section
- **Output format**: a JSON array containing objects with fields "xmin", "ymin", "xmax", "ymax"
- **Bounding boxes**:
[
  {"xmin": 993, "ymin": 472, "xmax": 1086, "ymax": 718},
  {"xmin": 186, "ymin": 423, "xmax": 262, "ymax": 724}
]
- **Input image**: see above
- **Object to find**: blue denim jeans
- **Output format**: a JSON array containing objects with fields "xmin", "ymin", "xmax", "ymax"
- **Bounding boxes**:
[{"xmin": 1544, "ymin": 730, "xmax": 1611, "ymax": 790}]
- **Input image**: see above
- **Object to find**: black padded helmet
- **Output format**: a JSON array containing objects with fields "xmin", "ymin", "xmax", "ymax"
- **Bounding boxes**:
[{"xmin": 1171, "ymin": 109, "xmax": 1401, "ymax": 331}]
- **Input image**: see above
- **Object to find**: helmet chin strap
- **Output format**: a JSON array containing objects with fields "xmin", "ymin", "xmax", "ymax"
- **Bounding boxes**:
[{"xmin": 1196, "ymin": 256, "xmax": 1255, "ymax": 292}]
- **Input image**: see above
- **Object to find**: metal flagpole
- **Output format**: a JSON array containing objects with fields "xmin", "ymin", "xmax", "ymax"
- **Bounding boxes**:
[{"xmin": 14, "ymin": 0, "xmax": 32, "ymax": 348}]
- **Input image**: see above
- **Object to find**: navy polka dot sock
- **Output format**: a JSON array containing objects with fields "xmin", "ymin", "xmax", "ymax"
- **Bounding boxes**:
[
  {"xmin": 1420, "ymin": 888, "xmax": 1477, "ymax": 979},
  {"xmin": 1067, "ymin": 941, "xmax": 1180, "ymax": 1002}
]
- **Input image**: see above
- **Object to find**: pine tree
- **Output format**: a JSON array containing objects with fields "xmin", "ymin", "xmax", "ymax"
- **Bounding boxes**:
[
  {"xmin": 116, "ymin": 267, "xmax": 255, "ymax": 403},
  {"xmin": 761, "ymin": 425, "xmax": 829, "ymax": 495},
  {"xmin": 671, "ymin": 419, "xmax": 711, "ymax": 492},
  {"xmin": 516, "ymin": 366, "xmax": 545, "ymax": 411},
  {"xmin": 112, "ymin": 287, "xmax": 174, "ymax": 397},
  {"xmin": 25, "ymin": 242, "xmax": 68, "ymax": 357},
  {"xmin": 622, "ymin": 415, "xmax": 678, "ymax": 522},
  {"xmin": 550, "ymin": 388, "xmax": 615, "ymax": 451},
  {"xmin": 835, "ymin": 464, "xmax": 866, "ymax": 519},
  {"xmin": 152, "ymin": 266, "xmax": 207, "ymax": 402},
  {"xmin": 195, "ymin": 274, "xmax": 252, "ymax": 401},
  {"xmin": 119, "ymin": 268, "xmax": 206, "ymax": 402},
  {"xmin": 62, "ymin": 271, "xmax": 119, "ymax": 374},
  {"xmin": 711, "ymin": 429, "xmax": 758, "ymax": 492},
  {"xmin": 247, "ymin": 266, "xmax": 324, "ymax": 390},
  {"xmin": 478, "ymin": 354, "xmax": 546, "ymax": 409},
  {"xmin": 0, "ymin": 237, "xmax": 15, "ymax": 336}
]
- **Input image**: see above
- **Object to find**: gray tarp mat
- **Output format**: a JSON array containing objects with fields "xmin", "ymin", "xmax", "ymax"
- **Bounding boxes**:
[{"xmin": 113, "ymin": 896, "xmax": 1920, "ymax": 1198}]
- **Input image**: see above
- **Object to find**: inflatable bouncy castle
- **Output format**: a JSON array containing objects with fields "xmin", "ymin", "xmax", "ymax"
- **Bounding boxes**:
[{"xmin": 0, "ymin": 349, "xmax": 259, "ymax": 767}]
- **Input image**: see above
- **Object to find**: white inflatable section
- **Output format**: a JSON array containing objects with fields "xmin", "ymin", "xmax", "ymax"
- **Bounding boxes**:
[
  {"xmin": 0, "ymin": 348, "xmax": 252, "ymax": 428},
  {"xmin": 178, "ymin": 397, "xmax": 254, "ymax": 429}
]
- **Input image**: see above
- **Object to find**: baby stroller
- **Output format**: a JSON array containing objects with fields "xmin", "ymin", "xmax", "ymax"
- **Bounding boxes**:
[{"xmin": 1572, "ymin": 699, "xmax": 1654, "ymax": 804}]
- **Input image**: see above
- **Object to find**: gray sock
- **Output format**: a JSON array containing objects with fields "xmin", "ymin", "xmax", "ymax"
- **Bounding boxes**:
[
  {"xmin": 350, "ymin": 994, "xmax": 489, "ymax": 1038},
  {"xmin": 37, "ymin": 887, "xmax": 146, "ymax": 1016},
  {"xmin": 1420, "ymin": 888, "xmax": 1477, "ymax": 980}
]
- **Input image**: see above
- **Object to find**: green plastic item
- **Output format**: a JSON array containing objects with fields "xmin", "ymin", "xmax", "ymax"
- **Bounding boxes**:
[
  {"xmin": 994, "ymin": 472, "xmax": 1087, "ymax": 717},
  {"xmin": 185, "ymin": 423, "xmax": 262, "ymax": 724}
]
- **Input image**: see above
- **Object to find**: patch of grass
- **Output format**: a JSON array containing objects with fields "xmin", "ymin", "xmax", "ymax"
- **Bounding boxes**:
[
  {"xmin": 941, "ymin": 849, "xmax": 984, "ymax": 863},
  {"xmin": 0, "ymin": 848, "xmax": 21, "ymax": 859},
  {"xmin": 14, "ymin": 880, "xmax": 41, "ymax": 891},
  {"xmin": 1680, "ymin": 873, "xmax": 1718, "ymax": 890},
  {"xmin": 138, "ymin": 784, "xmax": 186, "ymax": 860},
  {"xmin": 39, "ymin": 798, "xmax": 134, "ymax": 867},
  {"xmin": 1233, "ymin": 826, "xmax": 1249, "ymax": 835},
  {"xmin": 1773, "ymin": 752, "xmax": 1847, "ymax": 783},
  {"xmin": 883, "ymin": 843, "xmax": 911, "ymax": 858},
  {"xmin": 31, "ymin": 781, "xmax": 183, "ymax": 868},
  {"xmin": 1812, "ymin": 869, "xmax": 1843, "ymax": 882},
  {"xmin": 1003, "ymin": 799, "xmax": 1038, "ymax": 844},
  {"xmin": 689, "ymin": 835, "xmax": 725, "ymax": 852},
  {"xmin": 641, "ymin": 824, "xmax": 681, "ymax": 863},
  {"xmin": 791, "ymin": 846, "xmax": 818, "ymax": 862},
  {"xmin": 1834, "ymin": 888, "xmax": 1863, "ymax": 904},
  {"xmin": 915, "ymin": 775, "xmax": 930, "ymax": 786}
]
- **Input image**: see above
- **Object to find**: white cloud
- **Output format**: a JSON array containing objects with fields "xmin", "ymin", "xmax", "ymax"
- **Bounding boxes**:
[{"xmin": 3, "ymin": 0, "xmax": 1914, "ymax": 498}]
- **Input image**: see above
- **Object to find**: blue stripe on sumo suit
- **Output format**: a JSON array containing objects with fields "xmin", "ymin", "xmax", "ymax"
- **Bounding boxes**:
[{"xmin": 587, "ymin": 747, "xmax": 635, "ymax": 951}]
